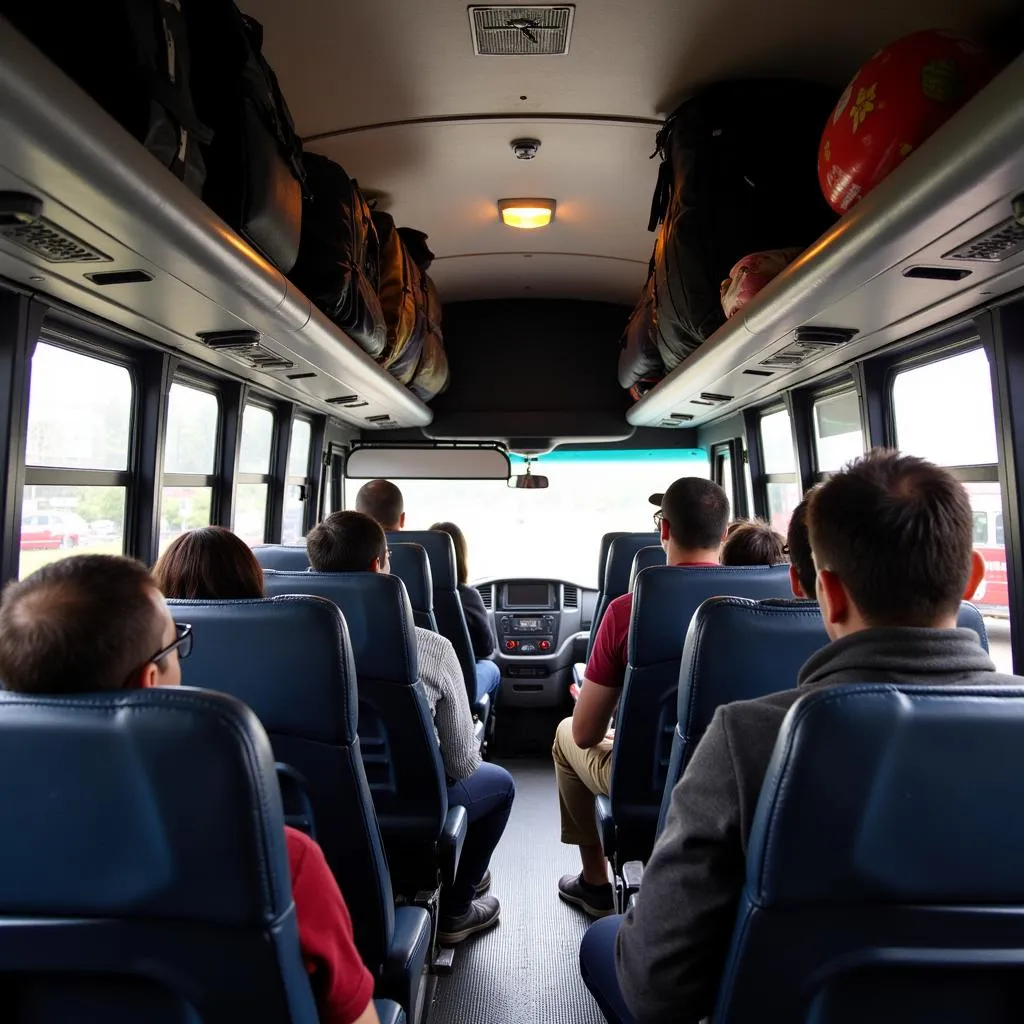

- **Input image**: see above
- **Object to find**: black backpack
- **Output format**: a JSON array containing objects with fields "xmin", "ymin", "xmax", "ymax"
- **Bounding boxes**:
[
  {"xmin": 183, "ymin": 3, "xmax": 306, "ymax": 273},
  {"xmin": 0, "ymin": 0, "xmax": 209, "ymax": 195},
  {"xmin": 649, "ymin": 80, "xmax": 837, "ymax": 368},
  {"xmin": 289, "ymin": 153, "xmax": 387, "ymax": 358}
]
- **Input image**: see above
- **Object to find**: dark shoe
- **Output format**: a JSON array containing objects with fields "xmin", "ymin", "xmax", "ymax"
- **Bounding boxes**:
[
  {"xmin": 474, "ymin": 869, "xmax": 492, "ymax": 897},
  {"xmin": 558, "ymin": 873, "xmax": 615, "ymax": 918},
  {"xmin": 438, "ymin": 894, "xmax": 501, "ymax": 945}
]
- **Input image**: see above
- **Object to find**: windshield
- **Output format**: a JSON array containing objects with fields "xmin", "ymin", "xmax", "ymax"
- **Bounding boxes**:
[{"xmin": 346, "ymin": 448, "xmax": 710, "ymax": 587}]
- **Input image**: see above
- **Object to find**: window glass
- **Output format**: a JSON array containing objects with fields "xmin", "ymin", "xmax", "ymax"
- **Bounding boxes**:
[
  {"xmin": 234, "ymin": 483, "xmax": 268, "ymax": 545},
  {"xmin": 347, "ymin": 448, "xmax": 709, "ymax": 587},
  {"xmin": 759, "ymin": 409, "xmax": 796, "ymax": 475},
  {"xmin": 716, "ymin": 449, "xmax": 734, "ymax": 518},
  {"xmin": 973, "ymin": 512, "xmax": 989, "ymax": 545},
  {"xmin": 25, "ymin": 344, "xmax": 132, "ymax": 470},
  {"xmin": 283, "ymin": 485, "xmax": 305, "ymax": 545},
  {"xmin": 964, "ymin": 481, "xmax": 1011, "ymax": 672},
  {"xmin": 164, "ymin": 384, "xmax": 218, "ymax": 475},
  {"xmin": 288, "ymin": 420, "xmax": 312, "ymax": 479},
  {"xmin": 239, "ymin": 405, "xmax": 274, "ymax": 475},
  {"xmin": 996, "ymin": 514, "xmax": 1005, "ymax": 546},
  {"xmin": 813, "ymin": 391, "xmax": 865, "ymax": 472},
  {"xmin": 324, "ymin": 459, "xmax": 336, "ymax": 514},
  {"xmin": 19, "ymin": 485, "xmax": 125, "ymax": 577},
  {"xmin": 159, "ymin": 486, "xmax": 213, "ymax": 552},
  {"xmin": 766, "ymin": 481, "xmax": 801, "ymax": 536},
  {"xmin": 893, "ymin": 348, "xmax": 997, "ymax": 465}
]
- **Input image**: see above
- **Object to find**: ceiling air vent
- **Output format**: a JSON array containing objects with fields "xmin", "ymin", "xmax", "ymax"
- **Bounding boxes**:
[
  {"xmin": 197, "ymin": 330, "xmax": 294, "ymax": 371},
  {"xmin": 0, "ymin": 214, "xmax": 110, "ymax": 264},
  {"xmin": 469, "ymin": 6, "xmax": 575, "ymax": 55},
  {"xmin": 944, "ymin": 215, "xmax": 1024, "ymax": 263},
  {"xmin": 479, "ymin": 585, "xmax": 493, "ymax": 610},
  {"xmin": 563, "ymin": 585, "xmax": 579, "ymax": 609}
]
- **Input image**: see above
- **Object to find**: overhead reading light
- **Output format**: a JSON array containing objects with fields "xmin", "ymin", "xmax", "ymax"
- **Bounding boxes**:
[{"xmin": 498, "ymin": 198, "xmax": 556, "ymax": 229}]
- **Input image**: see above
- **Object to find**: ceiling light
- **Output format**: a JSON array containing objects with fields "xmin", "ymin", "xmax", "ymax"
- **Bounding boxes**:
[{"xmin": 498, "ymin": 198, "xmax": 556, "ymax": 229}]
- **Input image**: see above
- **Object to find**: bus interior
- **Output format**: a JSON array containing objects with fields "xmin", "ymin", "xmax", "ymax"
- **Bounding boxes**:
[{"xmin": 1, "ymin": 0, "xmax": 1024, "ymax": 1020}]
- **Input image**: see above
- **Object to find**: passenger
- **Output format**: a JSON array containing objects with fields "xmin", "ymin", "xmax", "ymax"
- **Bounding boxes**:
[
  {"xmin": 725, "ymin": 517, "xmax": 749, "ymax": 537},
  {"xmin": 354, "ymin": 478, "xmax": 405, "ymax": 531},
  {"xmin": 785, "ymin": 492, "xmax": 817, "ymax": 598},
  {"xmin": 306, "ymin": 511, "xmax": 515, "ymax": 944},
  {"xmin": 153, "ymin": 526, "xmax": 264, "ymax": 599},
  {"xmin": 719, "ymin": 519, "xmax": 786, "ymax": 567},
  {"xmin": 600, "ymin": 450, "xmax": 1008, "ymax": 1024},
  {"xmin": 553, "ymin": 477, "xmax": 729, "ymax": 918},
  {"xmin": 430, "ymin": 520, "xmax": 501, "ymax": 703},
  {"xmin": 0, "ymin": 555, "xmax": 380, "ymax": 1024}
]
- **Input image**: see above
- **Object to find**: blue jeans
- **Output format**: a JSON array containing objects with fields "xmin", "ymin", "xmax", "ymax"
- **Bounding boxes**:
[
  {"xmin": 443, "ymin": 761, "xmax": 515, "ymax": 916},
  {"xmin": 580, "ymin": 915, "xmax": 634, "ymax": 1023},
  {"xmin": 474, "ymin": 659, "xmax": 501, "ymax": 704}
]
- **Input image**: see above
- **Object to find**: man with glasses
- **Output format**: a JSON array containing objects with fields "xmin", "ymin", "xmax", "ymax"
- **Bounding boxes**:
[
  {"xmin": 553, "ymin": 478, "xmax": 730, "ymax": 918},
  {"xmin": 0, "ymin": 555, "xmax": 381, "ymax": 1024}
]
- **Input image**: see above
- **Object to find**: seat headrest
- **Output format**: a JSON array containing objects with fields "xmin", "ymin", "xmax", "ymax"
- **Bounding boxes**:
[
  {"xmin": 631, "ymin": 564, "xmax": 794, "ymax": 665},
  {"xmin": 956, "ymin": 600, "xmax": 989, "ymax": 651},
  {"xmin": 680, "ymin": 596, "xmax": 828, "ymax": 728},
  {"xmin": 262, "ymin": 570, "xmax": 418, "ymax": 683},
  {"xmin": 604, "ymin": 533, "xmax": 660, "ymax": 600},
  {"xmin": 388, "ymin": 543, "xmax": 434, "ymax": 613},
  {"xmin": 251, "ymin": 544, "xmax": 309, "ymax": 571},
  {"xmin": 388, "ymin": 531, "xmax": 457, "ymax": 590},
  {"xmin": 749, "ymin": 683, "xmax": 1024, "ymax": 906},
  {"xmin": 0, "ymin": 688, "xmax": 291, "ymax": 922},
  {"xmin": 628, "ymin": 545, "xmax": 665, "ymax": 591},
  {"xmin": 169, "ymin": 595, "xmax": 358, "ymax": 742}
]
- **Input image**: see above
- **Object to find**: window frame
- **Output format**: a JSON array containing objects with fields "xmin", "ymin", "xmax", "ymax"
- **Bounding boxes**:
[
  {"xmin": 809, "ymin": 380, "xmax": 866, "ymax": 482},
  {"xmin": 282, "ymin": 415, "xmax": 314, "ymax": 543}
]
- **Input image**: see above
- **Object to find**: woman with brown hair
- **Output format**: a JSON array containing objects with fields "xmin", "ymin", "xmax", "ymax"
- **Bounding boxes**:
[
  {"xmin": 153, "ymin": 526, "xmax": 265, "ymax": 600},
  {"xmin": 430, "ymin": 520, "xmax": 500, "ymax": 704}
]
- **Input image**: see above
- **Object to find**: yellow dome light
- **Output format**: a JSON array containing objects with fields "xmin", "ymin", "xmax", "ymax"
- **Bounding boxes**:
[{"xmin": 498, "ymin": 198, "xmax": 556, "ymax": 229}]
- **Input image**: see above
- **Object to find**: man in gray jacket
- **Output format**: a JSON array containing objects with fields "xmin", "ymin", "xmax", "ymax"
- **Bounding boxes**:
[{"xmin": 582, "ymin": 449, "xmax": 1013, "ymax": 1023}]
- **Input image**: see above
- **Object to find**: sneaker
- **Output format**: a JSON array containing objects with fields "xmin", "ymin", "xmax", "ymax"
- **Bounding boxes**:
[
  {"xmin": 474, "ymin": 870, "xmax": 492, "ymax": 897},
  {"xmin": 557, "ymin": 873, "xmax": 615, "ymax": 918},
  {"xmin": 438, "ymin": 894, "xmax": 501, "ymax": 945}
]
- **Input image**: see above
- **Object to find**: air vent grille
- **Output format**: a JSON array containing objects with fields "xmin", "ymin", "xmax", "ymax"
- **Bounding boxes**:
[
  {"xmin": 469, "ymin": 6, "xmax": 575, "ymax": 55},
  {"xmin": 0, "ymin": 217, "xmax": 110, "ymax": 264},
  {"xmin": 563, "ymin": 585, "xmax": 579, "ymax": 609},
  {"xmin": 479, "ymin": 586, "xmax": 493, "ymax": 609},
  {"xmin": 198, "ymin": 332, "xmax": 294, "ymax": 372},
  {"xmin": 944, "ymin": 215, "xmax": 1024, "ymax": 263}
]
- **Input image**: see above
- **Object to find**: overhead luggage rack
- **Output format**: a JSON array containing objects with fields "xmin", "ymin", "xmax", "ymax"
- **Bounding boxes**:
[
  {"xmin": 0, "ymin": 17, "xmax": 431, "ymax": 430},
  {"xmin": 627, "ymin": 52, "xmax": 1024, "ymax": 429}
]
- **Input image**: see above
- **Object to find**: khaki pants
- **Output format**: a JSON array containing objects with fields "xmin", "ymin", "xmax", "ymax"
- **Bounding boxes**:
[{"xmin": 552, "ymin": 716, "xmax": 613, "ymax": 847}]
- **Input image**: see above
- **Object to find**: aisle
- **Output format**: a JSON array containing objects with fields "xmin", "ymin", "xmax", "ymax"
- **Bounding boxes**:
[{"xmin": 427, "ymin": 759, "xmax": 607, "ymax": 1024}]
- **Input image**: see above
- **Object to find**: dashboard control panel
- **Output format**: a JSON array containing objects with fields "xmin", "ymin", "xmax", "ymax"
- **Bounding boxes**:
[{"xmin": 499, "ymin": 613, "xmax": 557, "ymax": 655}]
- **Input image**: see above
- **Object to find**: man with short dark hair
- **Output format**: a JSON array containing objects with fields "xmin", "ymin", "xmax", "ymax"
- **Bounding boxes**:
[
  {"xmin": 554, "ymin": 477, "xmax": 730, "ymax": 918},
  {"xmin": 0, "ymin": 555, "xmax": 380, "ymax": 1024},
  {"xmin": 596, "ymin": 450, "xmax": 1013, "ymax": 1024},
  {"xmin": 354, "ymin": 479, "xmax": 405, "ymax": 532},
  {"xmin": 307, "ymin": 511, "xmax": 515, "ymax": 945},
  {"xmin": 785, "ymin": 492, "xmax": 817, "ymax": 599}
]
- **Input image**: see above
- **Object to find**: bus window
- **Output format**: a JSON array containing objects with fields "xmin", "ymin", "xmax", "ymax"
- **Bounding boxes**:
[
  {"xmin": 973, "ymin": 512, "xmax": 989, "ymax": 545},
  {"xmin": 21, "ymin": 343, "xmax": 132, "ymax": 576},
  {"xmin": 234, "ymin": 404, "xmax": 275, "ymax": 545},
  {"xmin": 759, "ymin": 408, "xmax": 799, "ymax": 534},
  {"xmin": 350, "ymin": 448, "xmax": 709, "ymax": 587},
  {"xmin": 712, "ymin": 444, "xmax": 734, "ymax": 517},
  {"xmin": 282, "ymin": 419, "xmax": 311, "ymax": 545},
  {"xmin": 160, "ymin": 383, "xmax": 219, "ymax": 550},
  {"xmin": 812, "ymin": 389, "xmax": 864, "ymax": 473}
]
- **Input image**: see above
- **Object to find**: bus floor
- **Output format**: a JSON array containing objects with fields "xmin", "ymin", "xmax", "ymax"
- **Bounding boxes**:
[{"xmin": 426, "ymin": 758, "xmax": 605, "ymax": 1024}]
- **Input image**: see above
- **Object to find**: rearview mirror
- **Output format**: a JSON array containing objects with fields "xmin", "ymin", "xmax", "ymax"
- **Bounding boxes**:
[{"xmin": 509, "ymin": 473, "xmax": 549, "ymax": 489}]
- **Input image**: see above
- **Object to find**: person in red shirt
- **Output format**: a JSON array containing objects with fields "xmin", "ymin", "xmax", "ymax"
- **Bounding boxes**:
[
  {"xmin": 553, "ymin": 478, "xmax": 730, "ymax": 918},
  {"xmin": 0, "ymin": 552, "xmax": 379, "ymax": 1024}
]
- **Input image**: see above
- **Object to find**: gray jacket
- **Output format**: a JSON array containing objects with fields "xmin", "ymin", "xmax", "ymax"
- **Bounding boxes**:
[{"xmin": 615, "ymin": 627, "xmax": 1019, "ymax": 1023}]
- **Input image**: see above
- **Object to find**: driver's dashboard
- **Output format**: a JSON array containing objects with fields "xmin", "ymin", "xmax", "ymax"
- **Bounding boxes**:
[{"xmin": 474, "ymin": 578, "xmax": 597, "ymax": 707}]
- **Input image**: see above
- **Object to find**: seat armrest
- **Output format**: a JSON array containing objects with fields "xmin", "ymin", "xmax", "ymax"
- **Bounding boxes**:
[
  {"xmin": 594, "ymin": 793, "xmax": 615, "ymax": 858},
  {"xmin": 474, "ymin": 717, "xmax": 485, "ymax": 747},
  {"xmin": 374, "ymin": 999, "xmax": 406, "ymax": 1024},
  {"xmin": 274, "ymin": 762, "xmax": 316, "ymax": 840},
  {"xmin": 573, "ymin": 662, "xmax": 586, "ymax": 687},
  {"xmin": 439, "ymin": 804, "xmax": 468, "ymax": 887},
  {"xmin": 472, "ymin": 690, "xmax": 490, "ymax": 723},
  {"xmin": 379, "ymin": 906, "xmax": 430, "ymax": 1021},
  {"xmin": 622, "ymin": 860, "xmax": 644, "ymax": 897}
]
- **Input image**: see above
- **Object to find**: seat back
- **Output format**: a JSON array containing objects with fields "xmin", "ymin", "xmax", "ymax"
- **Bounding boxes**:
[
  {"xmin": 388, "ymin": 530, "xmax": 477, "ymax": 710},
  {"xmin": 956, "ymin": 600, "xmax": 989, "ymax": 650},
  {"xmin": 251, "ymin": 544, "xmax": 310, "ymax": 571},
  {"xmin": 587, "ymin": 532, "xmax": 660, "ymax": 661},
  {"xmin": 659, "ymin": 597, "xmax": 828, "ymax": 833},
  {"xmin": 169, "ymin": 595, "xmax": 394, "ymax": 976},
  {"xmin": 611, "ymin": 564, "xmax": 793, "ymax": 861},
  {"xmin": 628, "ymin": 545, "xmax": 665, "ymax": 591},
  {"xmin": 261, "ymin": 570, "xmax": 448, "ymax": 881},
  {"xmin": 715, "ymin": 683, "xmax": 1024, "ymax": 1024},
  {"xmin": 388, "ymin": 543, "xmax": 436, "ymax": 630},
  {"xmin": 0, "ymin": 687, "xmax": 317, "ymax": 1023}
]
